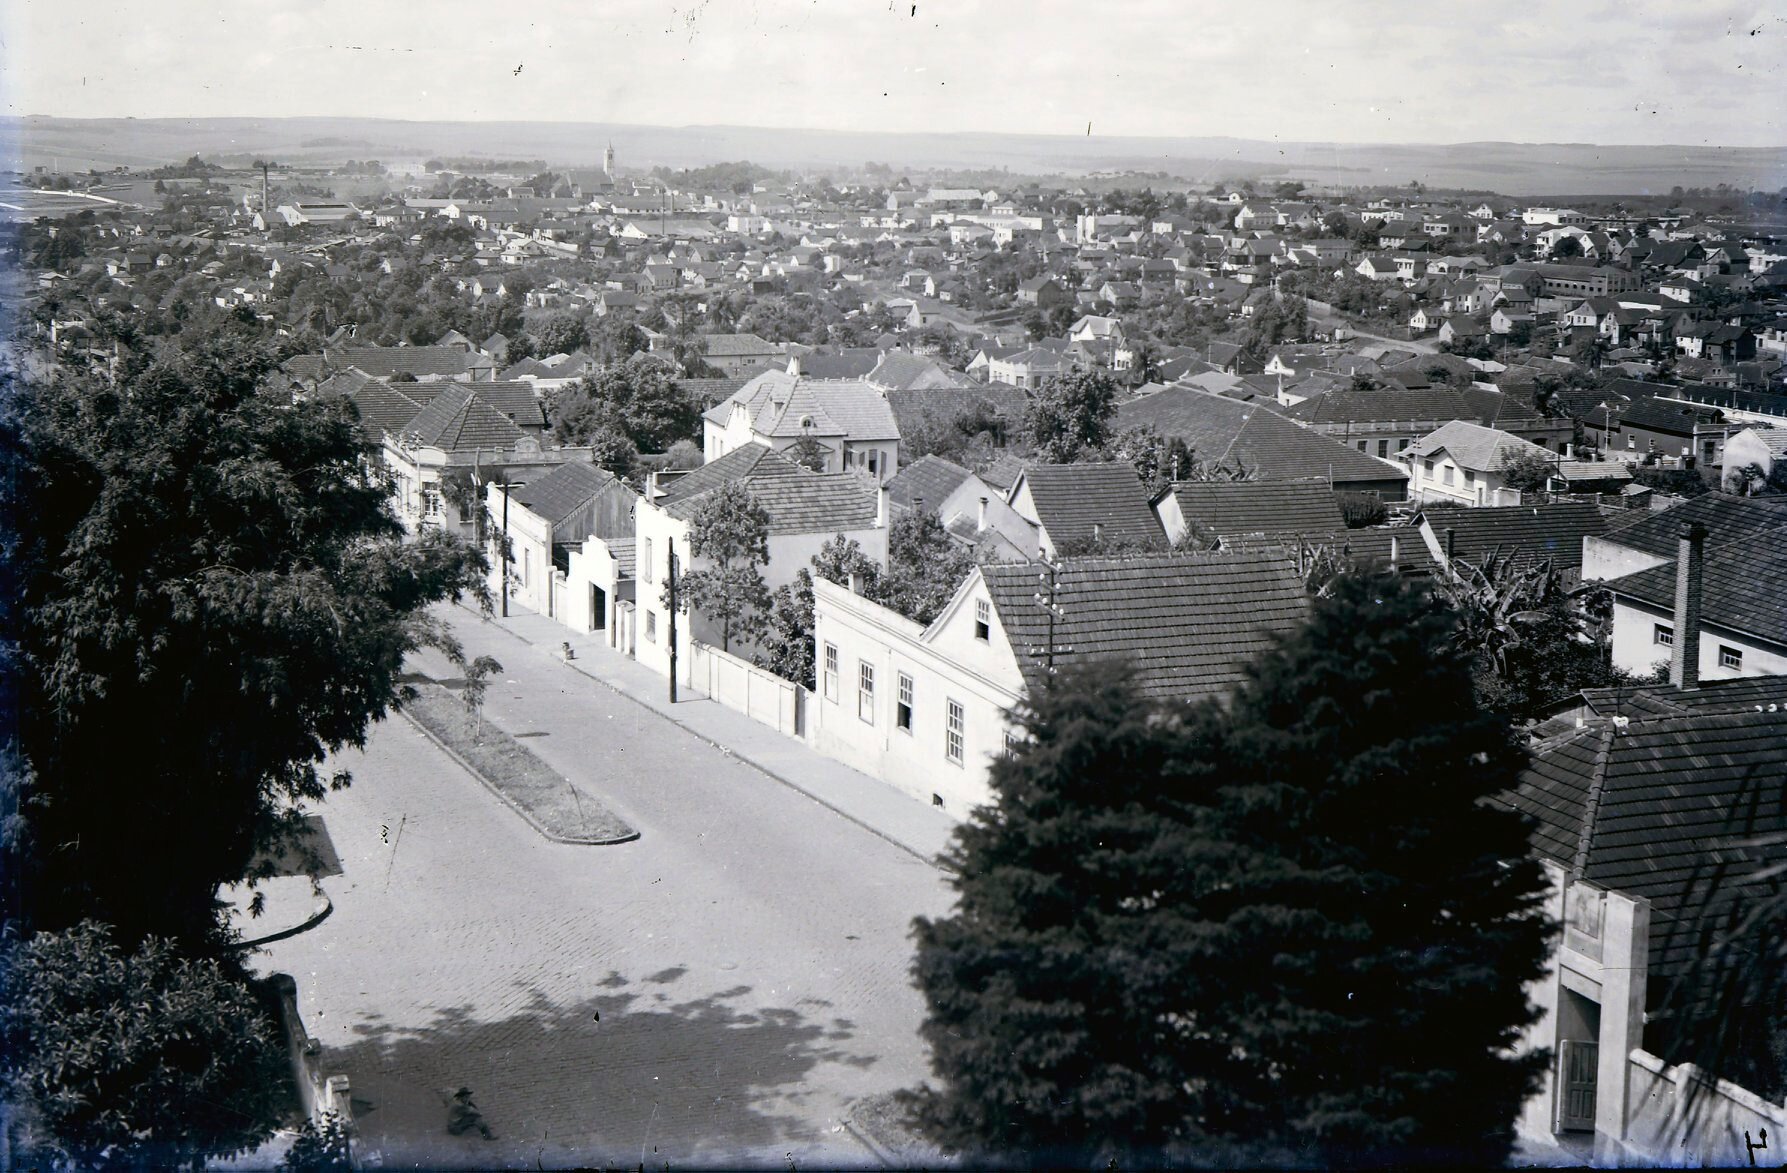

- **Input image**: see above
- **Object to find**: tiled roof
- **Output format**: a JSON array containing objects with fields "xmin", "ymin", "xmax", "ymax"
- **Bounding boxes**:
[
  {"xmin": 327, "ymin": 345, "xmax": 472, "ymax": 380},
  {"xmin": 1606, "ymin": 538, "xmax": 1787, "ymax": 644},
  {"xmin": 700, "ymin": 332, "xmax": 781, "ymax": 357},
  {"xmin": 509, "ymin": 461, "xmax": 616, "ymax": 524},
  {"xmin": 1402, "ymin": 419, "xmax": 1548, "ymax": 472},
  {"xmin": 866, "ymin": 352, "xmax": 968, "ymax": 391},
  {"xmin": 1595, "ymin": 493, "xmax": 1787, "ymax": 561},
  {"xmin": 347, "ymin": 382, "xmax": 430, "ymax": 438},
  {"xmin": 1426, "ymin": 502, "xmax": 1609, "ymax": 575},
  {"xmin": 712, "ymin": 370, "xmax": 901, "ymax": 441},
  {"xmin": 978, "ymin": 454, "xmax": 1030, "ymax": 492},
  {"xmin": 1167, "ymin": 481, "xmax": 1346, "ymax": 539},
  {"xmin": 1285, "ymin": 385, "xmax": 1473, "ymax": 425},
  {"xmin": 981, "ymin": 549, "xmax": 1312, "ymax": 702},
  {"xmin": 886, "ymin": 455, "xmax": 973, "ymax": 513},
  {"xmin": 883, "ymin": 383, "xmax": 1026, "ymax": 443},
  {"xmin": 1016, "ymin": 463, "xmax": 1167, "ymax": 550},
  {"xmin": 474, "ymin": 381, "xmax": 547, "ymax": 429},
  {"xmin": 798, "ymin": 350, "xmax": 883, "ymax": 379},
  {"xmin": 1618, "ymin": 395, "xmax": 1724, "ymax": 435},
  {"xmin": 1117, "ymin": 386, "xmax": 1410, "ymax": 487},
  {"xmin": 697, "ymin": 469, "xmax": 880, "ymax": 535},
  {"xmin": 1578, "ymin": 674, "xmax": 1787, "ymax": 721},
  {"xmin": 1496, "ymin": 708, "xmax": 1787, "ymax": 979},
  {"xmin": 660, "ymin": 443, "xmax": 800, "ymax": 504},
  {"xmin": 679, "ymin": 376, "xmax": 752, "ymax": 408},
  {"xmin": 400, "ymin": 385, "xmax": 527, "ymax": 451}
]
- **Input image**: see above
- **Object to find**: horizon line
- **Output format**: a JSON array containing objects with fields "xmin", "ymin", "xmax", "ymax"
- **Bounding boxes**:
[{"xmin": 6, "ymin": 113, "xmax": 1785, "ymax": 155}]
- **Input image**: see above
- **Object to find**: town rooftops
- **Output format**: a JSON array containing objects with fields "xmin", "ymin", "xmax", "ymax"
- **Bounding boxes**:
[
  {"xmin": 1117, "ymin": 386, "xmax": 1410, "ymax": 488},
  {"xmin": 1164, "ymin": 480, "xmax": 1346, "ymax": 540},
  {"xmin": 659, "ymin": 443, "xmax": 800, "ymax": 504},
  {"xmin": 981, "ymin": 549, "xmax": 1312, "ymax": 702},
  {"xmin": 399, "ymin": 385, "xmax": 527, "ymax": 451},
  {"xmin": 347, "ymin": 382, "xmax": 436, "ymax": 438},
  {"xmin": 1402, "ymin": 420, "xmax": 1548, "ymax": 472},
  {"xmin": 663, "ymin": 458, "xmax": 879, "ymax": 535},
  {"xmin": 700, "ymin": 332, "xmax": 782, "ymax": 357},
  {"xmin": 1425, "ymin": 502, "xmax": 1609, "ymax": 575},
  {"xmin": 1285, "ymin": 384, "xmax": 1476, "ymax": 426},
  {"xmin": 707, "ymin": 370, "xmax": 901, "ymax": 441},
  {"xmin": 509, "ymin": 461, "xmax": 617, "ymax": 524},
  {"xmin": 326, "ymin": 345, "xmax": 480, "ymax": 380},
  {"xmin": 1594, "ymin": 493, "xmax": 1787, "ymax": 562},
  {"xmin": 885, "ymin": 454, "xmax": 973, "ymax": 513},
  {"xmin": 1013, "ymin": 463, "xmax": 1167, "ymax": 551},
  {"xmin": 1605, "ymin": 538, "xmax": 1787, "ymax": 645},
  {"xmin": 1617, "ymin": 395, "xmax": 1725, "ymax": 436}
]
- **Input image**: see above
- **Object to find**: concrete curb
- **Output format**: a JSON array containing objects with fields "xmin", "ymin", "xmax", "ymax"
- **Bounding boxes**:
[
  {"xmin": 462, "ymin": 603, "xmax": 946, "ymax": 871},
  {"xmin": 235, "ymin": 894, "xmax": 333, "ymax": 949},
  {"xmin": 397, "ymin": 707, "xmax": 640, "ymax": 846}
]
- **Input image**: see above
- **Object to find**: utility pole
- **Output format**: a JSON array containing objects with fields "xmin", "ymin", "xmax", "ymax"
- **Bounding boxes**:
[
  {"xmin": 500, "ymin": 480, "xmax": 512, "ymax": 618},
  {"xmin": 1031, "ymin": 559, "xmax": 1070, "ymax": 674},
  {"xmin": 666, "ymin": 547, "xmax": 679, "ymax": 703}
]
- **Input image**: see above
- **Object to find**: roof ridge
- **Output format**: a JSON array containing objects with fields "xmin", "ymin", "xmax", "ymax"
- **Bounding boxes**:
[{"xmin": 1570, "ymin": 724, "xmax": 1616, "ymax": 878}]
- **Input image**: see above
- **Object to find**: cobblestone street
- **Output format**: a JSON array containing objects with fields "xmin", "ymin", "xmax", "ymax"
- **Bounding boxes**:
[{"xmin": 254, "ymin": 609, "xmax": 956, "ymax": 1168}]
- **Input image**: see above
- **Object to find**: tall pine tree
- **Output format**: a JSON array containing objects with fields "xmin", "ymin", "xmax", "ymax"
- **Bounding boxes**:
[{"xmin": 909, "ymin": 571, "xmax": 1552, "ymax": 1168}]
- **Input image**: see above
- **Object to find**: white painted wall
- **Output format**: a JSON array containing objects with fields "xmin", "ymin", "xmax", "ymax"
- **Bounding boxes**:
[{"xmin": 1610, "ymin": 597, "xmax": 1787, "ymax": 679}]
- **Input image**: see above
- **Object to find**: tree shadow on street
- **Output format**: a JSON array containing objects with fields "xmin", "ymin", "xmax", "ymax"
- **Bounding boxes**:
[{"xmin": 325, "ymin": 968, "xmax": 876, "ymax": 1169}]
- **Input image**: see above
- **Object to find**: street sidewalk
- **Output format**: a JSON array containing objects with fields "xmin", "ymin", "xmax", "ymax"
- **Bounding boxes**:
[{"xmin": 444, "ymin": 601, "xmax": 960, "ymax": 868}]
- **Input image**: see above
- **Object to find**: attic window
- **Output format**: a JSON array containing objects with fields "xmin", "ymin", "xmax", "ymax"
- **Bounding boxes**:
[
  {"xmin": 974, "ymin": 599, "xmax": 991, "ymax": 642},
  {"xmin": 800, "ymin": 415, "xmax": 814, "ymax": 429}
]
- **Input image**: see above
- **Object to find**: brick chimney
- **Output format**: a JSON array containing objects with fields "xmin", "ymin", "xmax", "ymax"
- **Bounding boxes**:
[
  {"xmin": 978, "ymin": 496, "xmax": 989, "ymax": 531},
  {"xmin": 1669, "ymin": 522, "xmax": 1706, "ymax": 692}
]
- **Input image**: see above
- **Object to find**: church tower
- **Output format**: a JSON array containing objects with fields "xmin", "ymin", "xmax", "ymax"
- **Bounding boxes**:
[{"xmin": 603, "ymin": 141, "xmax": 615, "ymax": 185}]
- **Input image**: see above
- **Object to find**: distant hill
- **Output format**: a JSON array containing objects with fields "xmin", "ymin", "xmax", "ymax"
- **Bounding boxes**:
[{"xmin": 6, "ymin": 116, "xmax": 1785, "ymax": 197}]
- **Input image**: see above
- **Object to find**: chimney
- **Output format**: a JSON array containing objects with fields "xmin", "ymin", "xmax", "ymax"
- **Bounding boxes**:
[
  {"xmin": 875, "ymin": 485, "xmax": 888, "ymax": 528},
  {"xmin": 978, "ymin": 496, "xmax": 989, "ymax": 532},
  {"xmin": 847, "ymin": 570, "xmax": 864, "ymax": 595},
  {"xmin": 1444, "ymin": 527, "xmax": 1456, "ymax": 561},
  {"xmin": 1670, "ymin": 522, "xmax": 1706, "ymax": 692},
  {"xmin": 1389, "ymin": 533, "xmax": 1400, "ymax": 570}
]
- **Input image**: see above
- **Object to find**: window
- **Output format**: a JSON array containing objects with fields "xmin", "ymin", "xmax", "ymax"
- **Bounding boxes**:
[
  {"xmin": 1627, "ymin": 434, "xmax": 1636, "ymax": 450},
  {"xmin": 1358, "ymin": 439, "xmax": 1369, "ymax": 452},
  {"xmin": 643, "ymin": 537, "xmax": 654, "ymax": 583},
  {"xmin": 645, "ymin": 610, "xmax": 657, "ymax": 643},
  {"xmin": 974, "ymin": 599, "xmax": 991, "ymax": 642},
  {"xmin": 823, "ymin": 643, "xmax": 839, "ymax": 702},
  {"xmin": 897, "ymin": 673, "xmax": 913, "ymax": 732},
  {"xmin": 858, "ymin": 661, "xmax": 875, "ymax": 724},
  {"xmin": 1654, "ymin": 623, "xmax": 1673, "ymax": 647},
  {"xmin": 1443, "ymin": 465, "xmax": 1455, "ymax": 486},
  {"xmin": 1003, "ymin": 731, "xmax": 1020, "ymax": 757},
  {"xmin": 1464, "ymin": 469, "xmax": 1476, "ymax": 485},
  {"xmin": 1377, "ymin": 439, "xmax": 1389, "ymax": 458},
  {"xmin": 1719, "ymin": 645, "xmax": 1743, "ymax": 671},
  {"xmin": 946, "ymin": 700, "xmax": 965, "ymax": 765},
  {"xmin": 1423, "ymin": 457, "xmax": 1435, "ymax": 474},
  {"xmin": 868, "ymin": 451, "xmax": 879, "ymax": 475},
  {"xmin": 421, "ymin": 487, "xmax": 445, "ymax": 519}
]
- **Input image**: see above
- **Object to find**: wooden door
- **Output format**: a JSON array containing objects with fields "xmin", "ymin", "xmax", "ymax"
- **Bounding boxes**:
[{"xmin": 1557, "ymin": 1039, "xmax": 1598, "ymax": 1132}]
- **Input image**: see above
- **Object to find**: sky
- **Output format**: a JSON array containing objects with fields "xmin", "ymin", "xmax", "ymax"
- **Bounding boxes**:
[{"xmin": 4, "ymin": 0, "xmax": 1784, "ymax": 147}]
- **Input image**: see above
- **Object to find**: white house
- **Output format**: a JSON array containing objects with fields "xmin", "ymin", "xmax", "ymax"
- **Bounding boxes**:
[
  {"xmin": 702, "ymin": 369, "xmax": 901, "ymax": 480},
  {"xmin": 810, "ymin": 549, "xmax": 1311, "ymax": 817},
  {"xmin": 1402, "ymin": 420, "xmax": 1552, "ymax": 506}
]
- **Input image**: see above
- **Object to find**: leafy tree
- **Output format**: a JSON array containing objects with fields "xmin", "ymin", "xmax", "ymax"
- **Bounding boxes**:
[
  {"xmin": 1337, "ymin": 492, "xmax": 1389, "ymax": 528},
  {"xmin": 665, "ymin": 483, "xmax": 772, "ymax": 653},
  {"xmin": 279, "ymin": 1111, "xmax": 354, "ymax": 1172},
  {"xmin": 909, "ymin": 572, "xmax": 1552, "ymax": 1168},
  {"xmin": 0, "ymin": 921, "xmax": 291, "ymax": 1168},
  {"xmin": 0, "ymin": 335, "xmax": 488, "ymax": 948},
  {"xmin": 1103, "ymin": 424, "xmax": 1196, "ymax": 495},
  {"xmin": 1549, "ymin": 235, "xmax": 1584, "ymax": 259},
  {"xmin": 1025, "ymin": 367, "xmax": 1118, "ymax": 463},
  {"xmin": 759, "ymin": 570, "xmax": 819, "ymax": 690},
  {"xmin": 549, "ymin": 354, "xmax": 697, "ymax": 454},
  {"xmin": 876, "ymin": 512, "xmax": 977, "ymax": 627},
  {"xmin": 531, "ymin": 311, "xmax": 590, "ymax": 357},
  {"xmin": 1497, "ymin": 447, "xmax": 1556, "ymax": 496},
  {"xmin": 784, "ymin": 435, "xmax": 831, "ymax": 472}
]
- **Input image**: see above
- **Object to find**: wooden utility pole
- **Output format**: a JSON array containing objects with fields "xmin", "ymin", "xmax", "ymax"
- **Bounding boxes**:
[
  {"xmin": 666, "ymin": 547, "xmax": 679, "ymax": 703},
  {"xmin": 500, "ymin": 481, "xmax": 512, "ymax": 618}
]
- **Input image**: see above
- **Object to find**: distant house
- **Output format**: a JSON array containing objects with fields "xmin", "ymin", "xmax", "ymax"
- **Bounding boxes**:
[
  {"xmin": 1402, "ymin": 420, "xmax": 1553, "ymax": 506},
  {"xmin": 695, "ymin": 332, "xmax": 785, "ymax": 377},
  {"xmin": 703, "ymin": 369, "xmax": 901, "ymax": 478},
  {"xmin": 486, "ymin": 462, "xmax": 634, "ymax": 621},
  {"xmin": 1418, "ymin": 501, "xmax": 1609, "ymax": 590},
  {"xmin": 810, "ymin": 549, "xmax": 1311, "ymax": 815},
  {"xmin": 1153, "ymin": 480, "xmax": 1345, "ymax": 545}
]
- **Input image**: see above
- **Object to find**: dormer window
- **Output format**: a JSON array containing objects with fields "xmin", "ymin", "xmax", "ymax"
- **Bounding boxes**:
[{"xmin": 800, "ymin": 415, "xmax": 814, "ymax": 429}]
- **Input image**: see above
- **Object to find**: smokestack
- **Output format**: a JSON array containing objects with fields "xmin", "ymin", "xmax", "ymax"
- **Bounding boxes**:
[
  {"xmin": 978, "ymin": 496, "xmax": 989, "ymax": 531},
  {"xmin": 1670, "ymin": 523, "xmax": 1706, "ymax": 692}
]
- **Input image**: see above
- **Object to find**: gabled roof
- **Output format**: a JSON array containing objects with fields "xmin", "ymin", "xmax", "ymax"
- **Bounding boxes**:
[
  {"xmin": 1014, "ymin": 463, "xmax": 1167, "ymax": 550},
  {"xmin": 1402, "ymin": 420, "xmax": 1548, "ymax": 472},
  {"xmin": 1117, "ymin": 386, "xmax": 1410, "ymax": 486},
  {"xmin": 509, "ymin": 461, "xmax": 617, "ymax": 524},
  {"xmin": 885, "ymin": 454, "xmax": 973, "ymax": 513},
  {"xmin": 326, "ymin": 345, "xmax": 474, "ymax": 380},
  {"xmin": 1618, "ymin": 395, "xmax": 1724, "ymax": 435},
  {"xmin": 347, "ymin": 382, "xmax": 430, "ymax": 438},
  {"xmin": 400, "ymin": 385, "xmax": 527, "ymax": 451},
  {"xmin": 710, "ymin": 370, "xmax": 901, "ymax": 441},
  {"xmin": 1285, "ymin": 384, "xmax": 1474, "ymax": 426},
  {"xmin": 1606, "ymin": 538, "xmax": 1787, "ymax": 644},
  {"xmin": 866, "ymin": 352, "xmax": 968, "ymax": 391},
  {"xmin": 1425, "ymin": 502, "xmax": 1608, "ymax": 575},
  {"xmin": 1496, "ymin": 707, "xmax": 1787, "ymax": 979},
  {"xmin": 981, "ymin": 549, "xmax": 1312, "ymax": 702},
  {"xmin": 701, "ymin": 332, "xmax": 782, "ymax": 356},
  {"xmin": 1166, "ymin": 480, "xmax": 1346, "ymax": 539},
  {"xmin": 1593, "ymin": 493, "xmax": 1787, "ymax": 562},
  {"xmin": 687, "ymin": 469, "xmax": 879, "ymax": 534},
  {"xmin": 659, "ymin": 442, "xmax": 799, "ymax": 504}
]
